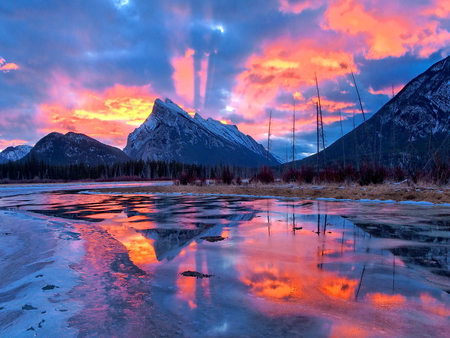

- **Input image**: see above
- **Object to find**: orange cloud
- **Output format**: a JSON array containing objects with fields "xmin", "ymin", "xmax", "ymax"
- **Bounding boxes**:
[
  {"xmin": 369, "ymin": 84, "xmax": 405, "ymax": 97},
  {"xmin": 172, "ymin": 49, "xmax": 195, "ymax": 105},
  {"xmin": 229, "ymin": 39, "xmax": 356, "ymax": 140},
  {"xmin": 172, "ymin": 48, "xmax": 208, "ymax": 110},
  {"xmin": 0, "ymin": 139, "xmax": 29, "ymax": 151},
  {"xmin": 229, "ymin": 42, "xmax": 357, "ymax": 142},
  {"xmin": 0, "ymin": 57, "xmax": 19, "ymax": 72},
  {"xmin": 426, "ymin": 0, "xmax": 450, "ymax": 18},
  {"xmin": 323, "ymin": 0, "xmax": 450, "ymax": 59},
  {"xmin": 37, "ymin": 83, "xmax": 158, "ymax": 148}
]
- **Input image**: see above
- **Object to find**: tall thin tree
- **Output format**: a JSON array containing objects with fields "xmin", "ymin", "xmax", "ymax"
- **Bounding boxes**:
[
  {"xmin": 315, "ymin": 73, "xmax": 326, "ymax": 166},
  {"xmin": 316, "ymin": 102, "xmax": 320, "ymax": 172},
  {"xmin": 266, "ymin": 110, "xmax": 272, "ymax": 167},
  {"xmin": 350, "ymin": 67, "xmax": 373, "ymax": 164},
  {"xmin": 339, "ymin": 110, "xmax": 346, "ymax": 166},
  {"xmin": 292, "ymin": 101, "xmax": 296, "ymax": 166},
  {"xmin": 350, "ymin": 68, "xmax": 366, "ymax": 122}
]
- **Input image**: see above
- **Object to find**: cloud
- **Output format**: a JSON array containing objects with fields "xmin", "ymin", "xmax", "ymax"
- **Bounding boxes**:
[
  {"xmin": 0, "ymin": 139, "xmax": 29, "ymax": 151},
  {"xmin": 0, "ymin": 0, "xmax": 449, "ymax": 160},
  {"xmin": 323, "ymin": 0, "xmax": 450, "ymax": 59},
  {"xmin": 278, "ymin": 0, "xmax": 326, "ymax": 14},
  {"xmin": 0, "ymin": 57, "xmax": 19, "ymax": 73},
  {"xmin": 36, "ymin": 83, "xmax": 158, "ymax": 148}
]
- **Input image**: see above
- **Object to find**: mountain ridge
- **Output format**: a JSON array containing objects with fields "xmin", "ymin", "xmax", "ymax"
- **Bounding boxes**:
[
  {"xmin": 0, "ymin": 145, "xmax": 32, "ymax": 164},
  {"xmin": 21, "ymin": 131, "xmax": 131, "ymax": 166},
  {"xmin": 296, "ymin": 55, "xmax": 450, "ymax": 169},
  {"xmin": 124, "ymin": 98, "xmax": 281, "ymax": 167}
]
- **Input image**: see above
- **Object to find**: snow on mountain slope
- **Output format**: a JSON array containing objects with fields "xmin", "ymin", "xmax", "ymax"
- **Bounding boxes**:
[
  {"xmin": 124, "ymin": 98, "xmax": 281, "ymax": 166},
  {"xmin": 0, "ymin": 145, "xmax": 32, "ymax": 163}
]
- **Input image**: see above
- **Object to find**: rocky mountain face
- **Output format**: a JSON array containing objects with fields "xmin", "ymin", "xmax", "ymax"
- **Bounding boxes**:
[
  {"xmin": 298, "ymin": 55, "xmax": 450, "ymax": 169},
  {"xmin": 22, "ymin": 132, "xmax": 130, "ymax": 166},
  {"xmin": 0, "ymin": 145, "xmax": 32, "ymax": 164},
  {"xmin": 124, "ymin": 98, "xmax": 281, "ymax": 167}
]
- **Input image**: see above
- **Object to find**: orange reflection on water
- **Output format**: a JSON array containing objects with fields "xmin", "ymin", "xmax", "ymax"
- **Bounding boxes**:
[
  {"xmin": 241, "ymin": 264, "xmax": 301, "ymax": 299},
  {"xmin": 321, "ymin": 277, "xmax": 358, "ymax": 300},
  {"xmin": 124, "ymin": 234, "xmax": 158, "ymax": 265},
  {"xmin": 420, "ymin": 293, "xmax": 450, "ymax": 317},
  {"xmin": 176, "ymin": 241, "xmax": 212, "ymax": 309},
  {"xmin": 366, "ymin": 293, "xmax": 406, "ymax": 309},
  {"xmin": 100, "ymin": 222, "xmax": 158, "ymax": 265},
  {"xmin": 328, "ymin": 324, "xmax": 368, "ymax": 338}
]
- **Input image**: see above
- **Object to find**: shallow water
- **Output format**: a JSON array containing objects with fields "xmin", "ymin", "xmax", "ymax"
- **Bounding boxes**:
[{"xmin": 0, "ymin": 185, "xmax": 449, "ymax": 337}]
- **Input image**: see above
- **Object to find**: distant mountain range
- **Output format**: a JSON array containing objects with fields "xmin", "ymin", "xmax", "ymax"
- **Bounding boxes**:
[
  {"xmin": 21, "ymin": 132, "xmax": 130, "ymax": 166},
  {"xmin": 5, "ymin": 99, "xmax": 280, "ymax": 167},
  {"xmin": 4, "ymin": 55, "xmax": 450, "ymax": 168},
  {"xmin": 0, "ymin": 145, "xmax": 32, "ymax": 164},
  {"xmin": 297, "ymin": 55, "xmax": 450, "ymax": 169},
  {"xmin": 124, "ymin": 98, "xmax": 281, "ymax": 167}
]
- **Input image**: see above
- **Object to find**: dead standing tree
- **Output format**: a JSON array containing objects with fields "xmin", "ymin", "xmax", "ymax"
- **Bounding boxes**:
[
  {"xmin": 266, "ymin": 110, "xmax": 272, "ymax": 167},
  {"xmin": 315, "ymin": 73, "xmax": 326, "ymax": 170},
  {"xmin": 292, "ymin": 101, "xmax": 296, "ymax": 168},
  {"xmin": 338, "ymin": 110, "xmax": 346, "ymax": 166},
  {"xmin": 350, "ymin": 67, "xmax": 373, "ymax": 165}
]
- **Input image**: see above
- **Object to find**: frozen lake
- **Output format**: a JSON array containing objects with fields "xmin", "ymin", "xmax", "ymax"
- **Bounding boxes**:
[{"xmin": 0, "ymin": 183, "xmax": 449, "ymax": 337}]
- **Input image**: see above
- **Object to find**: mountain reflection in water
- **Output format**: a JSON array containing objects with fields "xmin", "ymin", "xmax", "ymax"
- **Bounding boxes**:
[{"xmin": 0, "ymin": 191, "xmax": 449, "ymax": 337}]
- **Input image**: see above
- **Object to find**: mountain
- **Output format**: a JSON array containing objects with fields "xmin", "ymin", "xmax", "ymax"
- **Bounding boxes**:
[
  {"xmin": 0, "ymin": 145, "xmax": 32, "ymax": 164},
  {"xmin": 21, "ymin": 132, "xmax": 131, "ymax": 166},
  {"xmin": 297, "ymin": 55, "xmax": 450, "ymax": 169},
  {"xmin": 124, "ymin": 98, "xmax": 282, "ymax": 167}
]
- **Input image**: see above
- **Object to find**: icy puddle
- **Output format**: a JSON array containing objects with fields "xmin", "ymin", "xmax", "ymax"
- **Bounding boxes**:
[{"xmin": 0, "ymin": 187, "xmax": 449, "ymax": 337}]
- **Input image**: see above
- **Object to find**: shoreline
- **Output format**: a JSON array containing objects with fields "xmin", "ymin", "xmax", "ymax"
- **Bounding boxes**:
[{"xmin": 88, "ymin": 182, "xmax": 450, "ymax": 205}]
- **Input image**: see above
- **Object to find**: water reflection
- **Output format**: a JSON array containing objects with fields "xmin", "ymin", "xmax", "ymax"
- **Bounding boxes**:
[{"xmin": 0, "ymin": 192, "xmax": 449, "ymax": 337}]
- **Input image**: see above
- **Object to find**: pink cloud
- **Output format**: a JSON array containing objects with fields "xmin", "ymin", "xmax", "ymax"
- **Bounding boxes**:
[
  {"xmin": 37, "ymin": 77, "xmax": 159, "ymax": 148},
  {"xmin": 0, "ymin": 57, "xmax": 19, "ymax": 72},
  {"xmin": 323, "ymin": 0, "xmax": 450, "ymax": 59},
  {"xmin": 0, "ymin": 139, "xmax": 29, "ymax": 151}
]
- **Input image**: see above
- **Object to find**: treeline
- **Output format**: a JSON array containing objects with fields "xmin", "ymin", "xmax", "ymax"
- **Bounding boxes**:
[
  {"xmin": 277, "ymin": 161, "xmax": 450, "ymax": 186},
  {"xmin": 0, "ymin": 156, "xmax": 258, "ymax": 183},
  {"xmin": 2, "ymin": 155, "xmax": 450, "ymax": 186}
]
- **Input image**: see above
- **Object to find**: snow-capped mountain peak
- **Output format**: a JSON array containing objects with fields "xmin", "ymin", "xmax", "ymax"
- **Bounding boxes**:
[
  {"xmin": 0, "ymin": 145, "xmax": 32, "ymax": 163},
  {"xmin": 124, "ymin": 98, "xmax": 281, "ymax": 166}
]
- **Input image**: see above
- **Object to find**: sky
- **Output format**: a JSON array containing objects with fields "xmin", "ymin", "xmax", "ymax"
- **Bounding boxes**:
[{"xmin": 0, "ymin": 0, "xmax": 449, "ymax": 161}]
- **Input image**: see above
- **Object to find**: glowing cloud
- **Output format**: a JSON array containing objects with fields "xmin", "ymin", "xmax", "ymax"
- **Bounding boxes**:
[
  {"xmin": 0, "ymin": 139, "xmax": 29, "ymax": 151},
  {"xmin": 323, "ymin": 0, "xmax": 450, "ymax": 59},
  {"xmin": 229, "ymin": 40, "xmax": 357, "ymax": 142},
  {"xmin": 172, "ymin": 49, "xmax": 195, "ymax": 106},
  {"xmin": 0, "ymin": 57, "xmax": 19, "ymax": 72},
  {"xmin": 369, "ymin": 84, "xmax": 405, "ymax": 97},
  {"xmin": 37, "ymin": 83, "xmax": 158, "ymax": 148},
  {"xmin": 172, "ymin": 48, "xmax": 208, "ymax": 111}
]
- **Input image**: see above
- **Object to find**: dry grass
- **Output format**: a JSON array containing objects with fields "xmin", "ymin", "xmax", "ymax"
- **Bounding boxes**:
[{"xmin": 91, "ymin": 181, "xmax": 450, "ymax": 204}]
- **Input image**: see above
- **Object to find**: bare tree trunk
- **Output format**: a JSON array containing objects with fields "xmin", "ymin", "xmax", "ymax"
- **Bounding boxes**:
[
  {"xmin": 339, "ymin": 110, "xmax": 346, "ymax": 166},
  {"xmin": 266, "ymin": 110, "xmax": 272, "ymax": 167}
]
